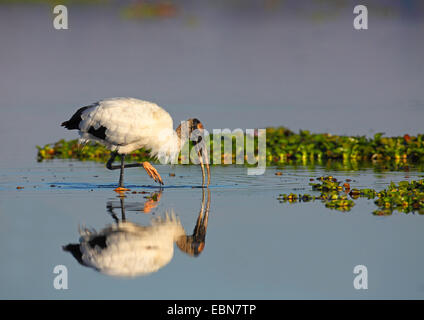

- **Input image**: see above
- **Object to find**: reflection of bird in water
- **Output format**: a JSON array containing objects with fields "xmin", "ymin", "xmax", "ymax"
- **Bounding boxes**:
[
  {"xmin": 63, "ymin": 189, "xmax": 211, "ymax": 277},
  {"xmin": 176, "ymin": 188, "xmax": 210, "ymax": 257},
  {"xmin": 106, "ymin": 190, "xmax": 163, "ymax": 218},
  {"xmin": 61, "ymin": 97, "xmax": 210, "ymax": 190}
]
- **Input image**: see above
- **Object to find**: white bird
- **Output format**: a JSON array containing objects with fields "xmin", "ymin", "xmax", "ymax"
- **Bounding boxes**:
[{"xmin": 61, "ymin": 97, "xmax": 210, "ymax": 190}]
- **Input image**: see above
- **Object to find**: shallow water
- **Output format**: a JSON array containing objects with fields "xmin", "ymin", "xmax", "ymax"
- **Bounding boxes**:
[{"xmin": 1, "ymin": 161, "xmax": 424, "ymax": 299}]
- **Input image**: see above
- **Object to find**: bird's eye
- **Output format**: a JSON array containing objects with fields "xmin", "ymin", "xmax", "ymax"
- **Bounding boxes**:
[{"xmin": 197, "ymin": 123, "xmax": 204, "ymax": 129}]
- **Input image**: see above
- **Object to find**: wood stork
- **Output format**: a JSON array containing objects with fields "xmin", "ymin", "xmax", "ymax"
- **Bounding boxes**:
[
  {"xmin": 61, "ymin": 97, "xmax": 210, "ymax": 190},
  {"xmin": 63, "ymin": 188, "xmax": 211, "ymax": 277}
]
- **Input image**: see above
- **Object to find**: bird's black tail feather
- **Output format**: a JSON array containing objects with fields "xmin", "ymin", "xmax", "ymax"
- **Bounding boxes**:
[
  {"xmin": 61, "ymin": 105, "xmax": 90, "ymax": 130},
  {"xmin": 61, "ymin": 120, "xmax": 72, "ymax": 129}
]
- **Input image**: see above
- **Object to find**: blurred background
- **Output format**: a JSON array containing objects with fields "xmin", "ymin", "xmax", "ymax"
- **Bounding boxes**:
[{"xmin": 0, "ymin": 0, "xmax": 423, "ymax": 165}]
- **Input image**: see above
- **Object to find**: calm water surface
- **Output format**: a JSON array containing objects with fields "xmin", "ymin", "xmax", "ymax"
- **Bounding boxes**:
[{"xmin": 0, "ymin": 161, "xmax": 423, "ymax": 299}]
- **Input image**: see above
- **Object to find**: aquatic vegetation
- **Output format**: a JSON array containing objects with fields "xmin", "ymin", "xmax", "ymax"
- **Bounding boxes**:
[
  {"xmin": 278, "ymin": 191, "xmax": 355, "ymax": 212},
  {"xmin": 278, "ymin": 176, "xmax": 356, "ymax": 212},
  {"xmin": 266, "ymin": 128, "xmax": 424, "ymax": 165},
  {"xmin": 278, "ymin": 176, "xmax": 424, "ymax": 215},
  {"xmin": 37, "ymin": 128, "xmax": 424, "ymax": 171},
  {"xmin": 325, "ymin": 198, "xmax": 355, "ymax": 211},
  {"xmin": 373, "ymin": 180, "xmax": 424, "ymax": 215},
  {"xmin": 37, "ymin": 139, "xmax": 152, "ymax": 162},
  {"xmin": 310, "ymin": 176, "xmax": 343, "ymax": 192},
  {"xmin": 350, "ymin": 188, "xmax": 376, "ymax": 199}
]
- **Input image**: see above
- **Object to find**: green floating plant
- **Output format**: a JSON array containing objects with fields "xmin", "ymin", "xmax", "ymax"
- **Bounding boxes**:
[
  {"xmin": 373, "ymin": 180, "xmax": 424, "ymax": 215},
  {"xmin": 310, "ymin": 175, "xmax": 343, "ymax": 192},
  {"xmin": 266, "ymin": 128, "xmax": 424, "ymax": 170},
  {"xmin": 278, "ymin": 176, "xmax": 356, "ymax": 212},
  {"xmin": 278, "ymin": 176, "xmax": 424, "ymax": 215},
  {"xmin": 37, "ymin": 128, "xmax": 424, "ymax": 171}
]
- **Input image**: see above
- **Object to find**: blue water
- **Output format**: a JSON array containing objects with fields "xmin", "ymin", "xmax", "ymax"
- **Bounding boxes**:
[{"xmin": 0, "ymin": 161, "xmax": 424, "ymax": 299}]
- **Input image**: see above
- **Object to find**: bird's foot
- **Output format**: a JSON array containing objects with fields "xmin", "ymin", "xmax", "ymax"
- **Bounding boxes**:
[
  {"xmin": 142, "ymin": 162, "xmax": 164, "ymax": 185},
  {"xmin": 114, "ymin": 186, "xmax": 130, "ymax": 193}
]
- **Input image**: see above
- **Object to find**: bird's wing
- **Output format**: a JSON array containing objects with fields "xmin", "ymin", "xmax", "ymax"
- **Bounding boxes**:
[{"xmin": 79, "ymin": 98, "xmax": 174, "ymax": 147}]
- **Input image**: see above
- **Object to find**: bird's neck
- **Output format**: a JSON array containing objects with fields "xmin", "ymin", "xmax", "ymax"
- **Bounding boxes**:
[{"xmin": 175, "ymin": 123, "xmax": 188, "ymax": 151}]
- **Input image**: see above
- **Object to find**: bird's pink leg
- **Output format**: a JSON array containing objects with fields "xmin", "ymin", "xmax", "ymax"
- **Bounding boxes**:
[
  {"xmin": 142, "ymin": 162, "xmax": 164, "ymax": 185},
  {"xmin": 106, "ymin": 153, "xmax": 164, "ymax": 186}
]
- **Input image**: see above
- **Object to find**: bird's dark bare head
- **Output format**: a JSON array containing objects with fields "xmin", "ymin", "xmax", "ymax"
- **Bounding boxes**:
[
  {"xmin": 187, "ymin": 118, "xmax": 204, "ymax": 132},
  {"xmin": 176, "ymin": 118, "xmax": 204, "ymax": 143},
  {"xmin": 176, "ymin": 118, "xmax": 210, "ymax": 186}
]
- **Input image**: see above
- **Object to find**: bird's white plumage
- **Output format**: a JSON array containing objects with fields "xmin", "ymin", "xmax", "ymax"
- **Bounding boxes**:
[
  {"xmin": 78, "ymin": 213, "xmax": 186, "ymax": 277},
  {"xmin": 78, "ymin": 97, "xmax": 181, "ymax": 163}
]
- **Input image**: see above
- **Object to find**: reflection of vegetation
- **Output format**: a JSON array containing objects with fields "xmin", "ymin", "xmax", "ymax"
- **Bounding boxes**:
[
  {"xmin": 121, "ymin": 1, "xmax": 178, "ymax": 20},
  {"xmin": 278, "ymin": 176, "xmax": 424, "ymax": 215},
  {"xmin": 37, "ymin": 127, "xmax": 424, "ymax": 172}
]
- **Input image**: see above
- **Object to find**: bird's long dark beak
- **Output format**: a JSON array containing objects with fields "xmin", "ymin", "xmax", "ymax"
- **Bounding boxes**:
[
  {"xmin": 198, "ymin": 147, "xmax": 210, "ymax": 187},
  {"xmin": 193, "ymin": 120, "xmax": 210, "ymax": 187}
]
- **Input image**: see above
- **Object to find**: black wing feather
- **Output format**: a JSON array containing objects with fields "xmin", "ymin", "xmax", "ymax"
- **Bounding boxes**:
[{"xmin": 61, "ymin": 106, "xmax": 90, "ymax": 130}]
